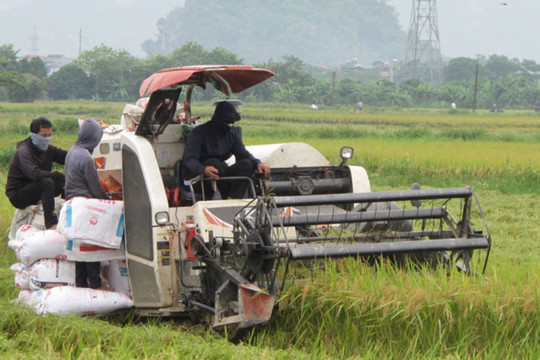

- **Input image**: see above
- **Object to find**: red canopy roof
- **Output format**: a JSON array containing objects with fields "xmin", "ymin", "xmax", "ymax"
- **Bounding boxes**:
[{"xmin": 139, "ymin": 65, "xmax": 275, "ymax": 97}]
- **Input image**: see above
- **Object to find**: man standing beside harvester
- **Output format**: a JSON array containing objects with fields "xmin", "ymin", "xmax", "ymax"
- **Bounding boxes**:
[{"xmin": 64, "ymin": 118, "xmax": 112, "ymax": 291}]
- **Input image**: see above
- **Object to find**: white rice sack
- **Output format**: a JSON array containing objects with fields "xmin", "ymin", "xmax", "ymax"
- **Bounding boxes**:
[
  {"xmin": 14, "ymin": 271, "xmax": 30, "ymax": 290},
  {"xmin": 17, "ymin": 286, "xmax": 133, "ymax": 315},
  {"xmin": 8, "ymin": 198, "xmax": 65, "ymax": 241},
  {"xmin": 10, "ymin": 263, "xmax": 25, "ymax": 271},
  {"xmin": 15, "ymin": 228, "xmax": 67, "ymax": 266},
  {"xmin": 15, "ymin": 290, "xmax": 35, "ymax": 306},
  {"xmin": 28, "ymin": 259, "xmax": 76, "ymax": 290},
  {"xmin": 58, "ymin": 197, "xmax": 124, "ymax": 249},
  {"xmin": 8, "ymin": 224, "xmax": 39, "ymax": 251},
  {"xmin": 102, "ymin": 260, "xmax": 131, "ymax": 296},
  {"xmin": 64, "ymin": 239, "xmax": 126, "ymax": 262},
  {"xmin": 11, "ymin": 263, "xmax": 31, "ymax": 290}
]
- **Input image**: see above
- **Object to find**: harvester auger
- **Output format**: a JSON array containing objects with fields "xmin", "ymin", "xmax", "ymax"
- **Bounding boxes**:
[{"xmin": 202, "ymin": 184, "xmax": 492, "ymax": 297}]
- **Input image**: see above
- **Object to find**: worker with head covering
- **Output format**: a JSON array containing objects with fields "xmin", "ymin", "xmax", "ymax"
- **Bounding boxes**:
[
  {"xmin": 182, "ymin": 100, "xmax": 270, "ymax": 199},
  {"xmin": 64, "ymin": 118, "xmax": 110, "ymax": 290}
]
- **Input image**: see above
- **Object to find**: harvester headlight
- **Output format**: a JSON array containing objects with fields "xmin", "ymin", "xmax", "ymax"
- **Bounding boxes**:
[
  {"xmin": 339, "ymin": 146, "xmax": 354, "ymax": 166},
  {"xmin": 340, "ymin": 146, "xmax": 354, "ymax": 160},
  {"xmin": 155, "ymin": 211, "xmax": 170, "ymax": 225},
  {"xmin": 339, "ymin": 146, "xmax": 354, "ymax": 162}
]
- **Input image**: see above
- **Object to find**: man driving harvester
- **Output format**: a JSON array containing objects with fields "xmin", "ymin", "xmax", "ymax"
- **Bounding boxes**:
[{"xmin": 181, "ymin": 100, "xmax": 270, "ymax": 199}]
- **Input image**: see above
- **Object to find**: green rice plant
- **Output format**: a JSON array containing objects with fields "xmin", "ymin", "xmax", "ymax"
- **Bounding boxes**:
[
  {"xmin": 391, "ymin": 125, "xmax": 431, "ymax": 139},
  {"xmin": 440, "ymin": 128, "xmax": 489, "ymax": 141},
  {"xmin": 258, "ymin": 258, "xmax": 540, "ymax": 359},
  {"xmin": 0, "ymin": 102, "xmax": 539, "ymax": 359}
]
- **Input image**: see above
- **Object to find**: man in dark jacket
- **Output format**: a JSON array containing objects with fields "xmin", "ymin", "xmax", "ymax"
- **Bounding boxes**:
[
  {"xmin": 182, "ymin": 100, "xmax": 270, "ymax": 199},
  {"xmin": 5, "ymin": 117, "xmax": 67, "ymax": 229}
]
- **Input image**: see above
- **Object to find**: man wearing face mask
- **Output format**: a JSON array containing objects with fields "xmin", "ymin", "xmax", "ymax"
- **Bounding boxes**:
[
  {"xmin": 5, "ymin": 117, "xmax": 67, "ymax": 230},
  {"xmin": 182, "ymin": 100, "xmax": 270, "ymax": 199}
]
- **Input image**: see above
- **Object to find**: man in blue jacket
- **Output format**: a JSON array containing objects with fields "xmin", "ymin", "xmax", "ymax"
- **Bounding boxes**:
[
  {"xmin": 5, "ymin": 117, "xmax": 67, "ymax": 230},
  {"xmin": 182, "ymin": 100, "xmax": 270, "ymax": 199}
]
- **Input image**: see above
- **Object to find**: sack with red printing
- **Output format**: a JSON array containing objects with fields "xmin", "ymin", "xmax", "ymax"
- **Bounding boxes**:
[
  {"xmin": 8, "ymin": 224, "xmax": 39, "ymax": 251},
  {"xmin": 28, "ymin": 258, "xmax": 76, "ymax": 290},
  {"xmin": 15, "ymin": 286, "xmax": 133, "ymax": 315},
  {"xmin": 8, "ymin": 198, "xmax": 65, "ymax": 241},
  {"xmin": 12, "ymin": 227, "xmax": 67, "ymax": 266},
  {"xmin": 64, "ymin": 239, "xmax": 126, "ymax": 262},
  {"xmin": 11, "ymin": 263, "xmax": 30, "ymax": 290},
  {"xmin": 57, "ymin": 197, "xmax": 124, "ymax": 249}
]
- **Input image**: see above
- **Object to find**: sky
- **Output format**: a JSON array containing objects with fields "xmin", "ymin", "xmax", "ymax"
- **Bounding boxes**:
[
  {"xmin": 390, "ymin": 0, "xmax": 540, "ymax": 61},
  {"xmin": 0, "ymin": 0, "xmax": 181, "ymax": 58},
  {"xmin": 2, "ymin": 0, "xmax": 540, "ymax": 63}
]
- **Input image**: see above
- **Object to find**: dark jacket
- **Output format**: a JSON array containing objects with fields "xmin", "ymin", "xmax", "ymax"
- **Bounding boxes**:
[
  {"xmin": 64, "ymin": 119, "xmax": 108, "ymax": 200},
  {"xmin": 181, "ymin": 102, "xmax": 259, "ymax": 180},
  {"xmin": 5, "ymin": 138, "xmax": 67, "ymax": 196}
]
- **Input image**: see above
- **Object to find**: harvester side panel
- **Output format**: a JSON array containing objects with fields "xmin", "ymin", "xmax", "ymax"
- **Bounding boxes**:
[{"xmin": 121, "ymin": 134, "xmax": 175, "ymax": 308}]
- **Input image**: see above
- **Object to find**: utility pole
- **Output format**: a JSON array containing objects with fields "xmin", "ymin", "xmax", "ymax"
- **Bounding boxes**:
[
  {"xmin": 79, "ymin": 29, "xmax": 82, "ymax": 56},
  {"xmin": 472, "ymin": 61, "xmax": 479, "ymax": 112},
  {"xmin": 404, "ymin": 0, "xmax": 443, "ymax": 85},
  {"xmin": 330, "ymin": 70, "xmax": 336, "ymax": 106}
]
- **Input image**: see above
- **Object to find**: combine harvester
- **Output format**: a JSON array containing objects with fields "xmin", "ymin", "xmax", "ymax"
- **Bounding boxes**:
[{"xmin": 93, "ymin": 65, "xmax": 491, "ymax": 335}]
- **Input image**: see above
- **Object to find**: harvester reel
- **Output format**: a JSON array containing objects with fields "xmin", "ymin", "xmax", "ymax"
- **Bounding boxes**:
[{"xmin": 233, "ymin": 231, "xmax": 275, "ymax": 281}]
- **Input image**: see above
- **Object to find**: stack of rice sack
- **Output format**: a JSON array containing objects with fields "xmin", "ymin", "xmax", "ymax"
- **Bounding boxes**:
[
  {"xmin": 9, "ymin": 197, "xmax": 133, "ymax": 315},
  {"xmin": 8, "ymin": 198, "xmax": 65, "ymax": 239}
]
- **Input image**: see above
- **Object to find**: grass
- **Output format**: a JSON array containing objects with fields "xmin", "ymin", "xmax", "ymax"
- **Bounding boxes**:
[{"xmin": 0, "ymin": 101, "xmax": 539, "ymax": 358}]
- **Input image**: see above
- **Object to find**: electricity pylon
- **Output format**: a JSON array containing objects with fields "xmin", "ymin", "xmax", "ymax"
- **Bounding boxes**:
[{"xmin": 404, "ymin": 0, "xmax": 443, "ymax": 85}]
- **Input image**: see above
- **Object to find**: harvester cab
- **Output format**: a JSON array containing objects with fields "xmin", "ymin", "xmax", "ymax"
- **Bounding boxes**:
[{"xmin": 93, "ymin": 65, "xmax": 491, "ymax": 335}]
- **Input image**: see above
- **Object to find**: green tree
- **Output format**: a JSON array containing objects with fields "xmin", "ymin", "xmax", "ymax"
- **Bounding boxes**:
[
  {"xmin": 334, "ymin": 78, "xmax": 361, "ymax": 105},
  {"xmin": 438, "ymin": 82, "xmax": 471, "ymax": 108},
  {"xmin": 47, "ymin": 63, "xmax": 93, "ymax": 100},
  {"xmin": 444, "ymin": 57, "xmax": 477, "ymax": 83},
  {"xmin": 399, "ymin": 79, "xmax": 436, "ymax": 107},
  {"xmin": 480, "ymin": 55, "xmax": 521, "ymax": 82},
  {"xmin": 18, "ymin": 56, "xmax": 47, "ymax": 79},
  {"xmin": 204, "ymin": 47, "xmax": 243, "ymax": 65},
  {"xmin": 0, "ymin": 44, "xmax": 21, "ymax": 100},
  {"xmin": 496, "ymin": 75, "xmax": 530, "ymax": 108},
  {"xmin": 0, "ymin": 44, "xmax": 18, "ymax": 71},
  {"xmin": 364, "ymin": 80, "xmax": 412, "ymax": 107},
  {"xmin": 77, "ymin": 44, "xmax": 136, "ymax": 101},
  {"xmin": 6, "ymin": 73, "xmax": 45, "ymax": 102},
  {"xmin": 169, "ymin": 42, "xmax": 208, "ymax": 67}
]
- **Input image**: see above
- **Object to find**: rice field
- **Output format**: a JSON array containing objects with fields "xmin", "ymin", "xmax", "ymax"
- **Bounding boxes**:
[{"xmin": 0, "ymin": 101, "xmax": 539, "ymax": 359}]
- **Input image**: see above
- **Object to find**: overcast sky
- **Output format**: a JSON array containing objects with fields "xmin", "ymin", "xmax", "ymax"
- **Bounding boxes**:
[
  {"xmin": 1, "ymin": 0, "xmax": 540, "ymax": 63},
  {"xmin": 390, "ymin": 0, "xmax": 540, "ymax": 61}
]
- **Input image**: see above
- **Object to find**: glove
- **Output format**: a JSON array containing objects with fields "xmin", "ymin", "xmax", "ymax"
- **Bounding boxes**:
[{"xmin": 50, "ymin": 171, "xmax": 65, "ymax": 183}]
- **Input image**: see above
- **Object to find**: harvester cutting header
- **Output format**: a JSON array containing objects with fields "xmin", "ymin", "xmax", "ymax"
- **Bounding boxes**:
[{"xmin": 91, "ymin": 65, "xmax": 491, "ymax": 335}]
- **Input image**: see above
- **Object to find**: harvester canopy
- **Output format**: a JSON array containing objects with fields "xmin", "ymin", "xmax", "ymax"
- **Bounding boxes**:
[{"xmin": 139, "ymin": 65, "xmax": 275, "ymax": 96}]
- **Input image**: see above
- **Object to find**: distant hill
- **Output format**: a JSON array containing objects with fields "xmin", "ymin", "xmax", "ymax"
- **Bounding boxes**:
[{"xmin": 142, "ymin": 0, "xmax": 406, "ymax": 67}]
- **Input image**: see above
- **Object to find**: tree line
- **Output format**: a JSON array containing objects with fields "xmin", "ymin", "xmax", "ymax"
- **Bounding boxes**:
[{"xmin": 2, "ymin": 42, "xmax": 540, "ymax": 110}]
